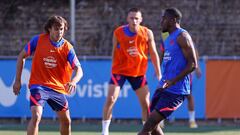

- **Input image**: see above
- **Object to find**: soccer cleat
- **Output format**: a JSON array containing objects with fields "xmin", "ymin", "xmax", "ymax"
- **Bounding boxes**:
[{"xmin": 189, "ymin": 121, "xmax": 198, "ymax": 128}]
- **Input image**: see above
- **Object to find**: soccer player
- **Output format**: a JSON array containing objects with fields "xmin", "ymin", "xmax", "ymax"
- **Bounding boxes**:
[
  {"xmin": 187, "ymin": 53, "xmax": 201, "ymax": 128},
  {"xmin": 101, "ymin": 8, "xmax": 161, "ymax": 135},
  {"xmin": 13, "ymin": 15, "xmax": 83, "ymax": 135},
  {"xmin": 138, "ymin": 7, "xmax": 198, "ymax": 135},
  {"xmin": 160, "ymin": 33, "xmax": 201, "ymax": 129}
]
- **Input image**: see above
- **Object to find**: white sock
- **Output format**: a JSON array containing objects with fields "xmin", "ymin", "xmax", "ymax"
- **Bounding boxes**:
[
  {"xmin": 102, "ymin": 120, "xmax": 111, "ymax": 135},
  {"xmin": 189, "ymin": 111, "xmax": 195, "ymax": 122}
]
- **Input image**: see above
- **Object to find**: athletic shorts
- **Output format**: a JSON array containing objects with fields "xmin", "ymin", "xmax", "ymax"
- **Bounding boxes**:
[
  {"xmin": 30, "ymin": 87, "xmax": 68, "ymax": 111},
  {"xmin": 109, "ymin": 74, "xmax": 147, "ymax": 90},
  {"xmin": 150, "ymin": 89, "xmax": 186, "ymax": 118}
]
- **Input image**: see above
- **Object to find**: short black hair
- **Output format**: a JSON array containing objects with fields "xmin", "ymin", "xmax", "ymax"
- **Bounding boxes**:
[
  {"xmin": 165, "ymin": 8, "xmax": 182, "ymax": 24},
  {"xmin": 128, "ymin": 7, "xmax": 142, "ymax": 14}
]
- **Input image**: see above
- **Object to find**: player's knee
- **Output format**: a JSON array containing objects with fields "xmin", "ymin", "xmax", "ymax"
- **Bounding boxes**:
[
  {"xmin": 152, "ymin": 126, "xmax": 164, "ymax": 135},
  {"xmin": 141, "ymin": 106, "xmax": 150, "ymax": 115},
  {"xmin": 107, "ymin": 95, "xmax": 118, "ymax": 105},
  {"xmin": 145, "ymin": 116, "xmax": 160, "ymax": 129},
  {"xmin": 31, "ymin": 113, "xmax": 42, "ymax": 124},
  {"xmin": 60, "ymin": 117, "xmax": 71, "ymax": 126},
  {"xmin": 141, "ymin": 101, "xmax": 150, "ymax": 109}
]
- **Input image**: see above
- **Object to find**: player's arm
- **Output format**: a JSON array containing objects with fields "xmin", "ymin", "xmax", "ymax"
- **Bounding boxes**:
[
  {"xmin": 66, "ymin": 49, "xmax": 83, "ymax": 94},
  {"xmin": 147, "ymin": 29, "xmax": 161, "ymax": 80},
  {"xmin": 13, "ymin": 49, "xmax": 29, "ymax": 95},
  {"xmin": 173, "ymin": 32, "xmax": 197, "ymax": 84},
  {"xmin": 66, "ymin": 65, "xmax": 83, "ymax": 94},
  {"xmin": 164, "ymin": 32, "xmax": 197, "ymax": 88},
  {"xmin": 71, "ymin": 65, "xmax": 83, "ymax": 85},
  {"xmin": 13, "ymin": 36, "xmax": 38, "ymax": 95},
  {"xmin": 111, "ymin": 33, "xmax": 118, "ymax": 60},
  {"xmin": 194, "ymin": 45, "xmax": 201, "ymax": 78}
]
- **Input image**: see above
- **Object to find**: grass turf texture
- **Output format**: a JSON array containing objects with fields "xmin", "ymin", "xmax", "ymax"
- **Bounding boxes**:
[{"xmin": 0, "ymin": 122, "xmax": 240, "ymax": 135}]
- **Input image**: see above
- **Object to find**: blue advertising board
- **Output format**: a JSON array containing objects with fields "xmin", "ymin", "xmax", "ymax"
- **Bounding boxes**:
[{"xmin": 0, "ymin": 59, "xmax": 205, "ymax": 119}]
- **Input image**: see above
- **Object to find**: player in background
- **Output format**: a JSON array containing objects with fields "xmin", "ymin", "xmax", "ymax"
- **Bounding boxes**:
[
  {"xmin": 187, "ymin": 47, "xmax": 201, "ymax": 128},
  {"xmin": 138, "ymin": 7, "xmax": 198, "ymax": 135},
  {"xmin": 13, "ymin": 15, "xmax": 83, "ymax": 135},
  {"xmin": 101, "ymin": 7, "xmax": 161, "ymax": 135}
]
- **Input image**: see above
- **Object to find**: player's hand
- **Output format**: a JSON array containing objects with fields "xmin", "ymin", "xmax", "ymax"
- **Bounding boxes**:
[
  {"xmin": 162, "ymin": 80, "xmax": 174, "ymax": 89},
  {"xmin": 13, "ymin": 81, "xmax": 21, "ymax": 95},
  {"xmin": 155, "ymin": 80, "xmax": 173, "ymax": 92},
  {"xmin": 64, "ymin": 82, "xmax": 76, "ymax": 95}
]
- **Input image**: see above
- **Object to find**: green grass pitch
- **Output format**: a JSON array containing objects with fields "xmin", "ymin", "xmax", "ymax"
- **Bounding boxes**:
[{"xmin": 0, "ymin": 122, "xmax": 239, "ymax": 135}]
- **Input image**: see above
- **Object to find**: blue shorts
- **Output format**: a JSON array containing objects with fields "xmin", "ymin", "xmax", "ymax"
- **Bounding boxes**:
[
  {"xmin": 30, "ymin": 86, "xmax": 68, "ymax": 111},
  {"xmin": 150, "ymin": 89, "xmax": 186, "ymax": 118},
  {"xmin": 109, "ymin": 74, "xmax": 147, "ymax": 90}
]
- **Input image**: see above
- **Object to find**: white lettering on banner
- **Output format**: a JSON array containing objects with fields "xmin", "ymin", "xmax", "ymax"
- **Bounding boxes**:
[
  {"xmin": 0, "ymin": 68, "xmax": 131, "ymax": 107},
  {"xmin": 76, "ymin": 79, "xmax": 131, "ymax": 98},
  {"xmin": 0, "ymin": 68, "xmax": 30, "ymax": 107}
]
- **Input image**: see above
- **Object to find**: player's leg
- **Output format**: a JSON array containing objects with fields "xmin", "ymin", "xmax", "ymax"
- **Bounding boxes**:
[
  {"xmin": 102, "ymin": 84, "xmax": 121, "ymax": 120},
  {"xmin": 146, "ymin": 89, "xmax": 165, "ymax": 135},
  {"xmin": 128, "ymin": 75, "xmax": 149, "ymax": 123},
  {"xmin": 28, "ymin": 88, "xmax": 45, "ymax": 135},
  {"xmin": 187, "ymin": 93, "xmax": 194, "ymax": 113},
  {"xmin": 102, "ymin": 84, "xmax": 121, "ymax": 135},
  {"xmin": 187, "ymin": 74, "xmax": 198, "ymax": 128},
  {"xmin": 187, "ymin": 94, "xmax": 198, "ymax": 128},
  {"xmin": 57, "ymin": 110, "xmax": 71, "ymax": 135},
  {"xmin": 152, "ymin": 123, "xmax": 164, "ymax": 135},
  {"xmin": 139, "ymin": 90, "xmax": 185, "ymax": 135},
  {"xmin": 159, "ymin": 120, "xmax": 165, "ymax": 128},
  {"xmin": 27, "ymin": 106, "xmax": 43, "ymax": 135},
  {"xmin": 149, "ymin": 89, "xmax": 164, "ymax": 134},
  {"xmin": 47, "ymin": 88, "xmax": 71, "ymax": 135},
  {"xmin": 138, "ymin": 110, "xmax": 164, "ymax": 135},
  {"xmin": 135, "ymin": 85, "xmax": 150, "ymax": 123},
  {"xmin": 102, "ymin": 74, "xmax": 125, "ymax": 135}
]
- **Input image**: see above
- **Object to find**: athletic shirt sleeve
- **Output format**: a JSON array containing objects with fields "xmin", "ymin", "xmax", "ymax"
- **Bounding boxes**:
[
  {"xmin": 67, "ymin": 48, "xmax": 81, "ymax": 69},
  {"xmin": 24, "ymin": 35, "xmax": 39, "ymax": 56}
]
